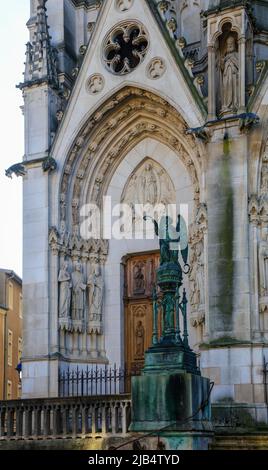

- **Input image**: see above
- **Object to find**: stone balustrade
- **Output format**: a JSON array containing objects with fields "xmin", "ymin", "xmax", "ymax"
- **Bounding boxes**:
[{"xmin": 0, "ymin": 395, "xmax": 131, "ymax": 440}]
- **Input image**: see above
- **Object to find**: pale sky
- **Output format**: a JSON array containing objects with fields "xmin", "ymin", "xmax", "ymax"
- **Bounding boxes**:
[{"xmin": 0, "ymin": 1, "xmax": 29, "ymax": 278}]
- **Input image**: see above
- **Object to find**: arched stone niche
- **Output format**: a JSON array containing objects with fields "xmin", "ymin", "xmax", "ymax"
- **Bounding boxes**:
[{"xmin": 207, "ymin": 9, "xmax": 253, "ymax": 119}]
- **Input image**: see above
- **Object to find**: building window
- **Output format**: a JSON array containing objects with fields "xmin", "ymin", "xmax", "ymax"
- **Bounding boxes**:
[
  {"xmin": 8, "ymin": 282, "xmax": 13, "ymax": 310},
  {"xmin": 17, "ymin": 384, "xmax": 22, "ymax": 399},
  {"xmin": 18, "ymin": 337, "xmax": 23, "ymax": 363},
  {"xmin": 7, "ymin": 381, "xmax": 12, "ymax": 400},
  {"xmin": 19, "ymin": 294, "xmax": 23, "ymax": 319},
  {"xmin": 8, "ymin": 330, "xmax": 13, "ymax": 366}
]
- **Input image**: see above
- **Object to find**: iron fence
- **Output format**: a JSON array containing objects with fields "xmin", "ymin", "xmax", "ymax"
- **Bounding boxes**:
[{"xmin": 59, "ymin": 364, "xmax": 141, "ymax": 397}]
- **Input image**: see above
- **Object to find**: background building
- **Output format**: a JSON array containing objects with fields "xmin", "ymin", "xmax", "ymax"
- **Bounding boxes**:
[{"xmin": 0, "ymin": 269, "xmax": 22, "ymax": 400}]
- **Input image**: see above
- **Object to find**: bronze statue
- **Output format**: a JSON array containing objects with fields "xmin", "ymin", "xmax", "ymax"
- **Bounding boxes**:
[{"xmin": 144, "ymin": 214, "xmax": 189, "ymax": 272}]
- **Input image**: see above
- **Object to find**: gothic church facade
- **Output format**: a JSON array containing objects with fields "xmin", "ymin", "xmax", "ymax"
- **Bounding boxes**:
[{"xmin": 15, "ymin": 0, "xmax": 268, "ymax": 423}]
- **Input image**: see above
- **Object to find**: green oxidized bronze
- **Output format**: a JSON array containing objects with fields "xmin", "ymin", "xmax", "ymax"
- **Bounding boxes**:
[
  {"xmin": 130, "ymin": 215, "xmax": 210, "ymax": 436},
  {"xmin": 143, "ymin": 214, "xmax": 198, "ymax": 374}
]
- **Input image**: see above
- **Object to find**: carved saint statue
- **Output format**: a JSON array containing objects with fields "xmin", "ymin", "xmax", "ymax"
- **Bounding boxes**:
[
  {"xmin": 71, "ymin": 262, "xmax": 87, "ymax": 320},
  {"xmin": 88, "ymin": 264, "xmax": 104, "ymax": 332},
  {"xmin": 259, "ymin": 229, "xmax": 268, "ymax": 296},
  {"xmin": 221, "ymin": 35, "xmax": 239, "ymax": 114},
  {"xmin": 133, "ymin": 263, "xmax": 145, "ymax": 294},
  {"xmin": 58, "ymin": 261, "xmax": 72, "ymax": 318},
  {"xmin": 135, "ymin": 321, "xmax": 145, "ymax": 357}
]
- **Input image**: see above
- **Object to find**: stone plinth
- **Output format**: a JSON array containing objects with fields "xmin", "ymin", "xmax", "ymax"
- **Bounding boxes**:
[
  {"xmin": 130, "ymin": 370, "xmax": 212, "ymax": 434},
  {"xmin": 143, "ymin": 344, "xmax": 199, "ymax": 374}
]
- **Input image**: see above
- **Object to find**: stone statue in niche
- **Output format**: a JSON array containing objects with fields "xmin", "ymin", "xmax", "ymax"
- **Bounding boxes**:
[
  {"xmin": 135, "ymin": 321, "xmax": 145, "ymax": 358},
  {"xmin": 88, "ymin": 264, "xmax": 104, "ymax": 333},
  {"xmin": 58, "ymin": 261, "xmax": 72, "ymax": 318},
  {"xmin": 133, "ymin": 263, "xmax": 145, "ymax": 294},
  {"xmin": 71, "ymin": 261, "xmax": 87, "ymax": 320},
  {"xmin": 259, "ymin": 228, "xmax": 268, "ymax": 297},
  {"xmin": 220, "ymin": 35, "xmax": 239, "ymax": 114}
]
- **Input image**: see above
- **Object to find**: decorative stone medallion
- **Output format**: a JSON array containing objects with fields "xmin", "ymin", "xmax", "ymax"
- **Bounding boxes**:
[
  {"xmin": 86, "ymin": 74, "xmax": 105, "ymax": 94},
  {"xmin": 146, "ymin": 57, "xmax": 166, "ymax": 80},
  {"xmin": 103, "ymin": 21, "xmax": 149, "ymax": 75},
  {"xmin": 116, "ymin": 0, "xmax": 133, "ymax": 11}
]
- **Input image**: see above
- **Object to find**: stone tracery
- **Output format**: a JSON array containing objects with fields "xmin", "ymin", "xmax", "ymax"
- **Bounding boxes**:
[{"xmin": 103, "ymin": 22, "xmax": 149, "ymax": 75}]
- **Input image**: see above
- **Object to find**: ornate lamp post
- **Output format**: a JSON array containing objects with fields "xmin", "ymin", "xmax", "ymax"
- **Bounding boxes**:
[
  {"xmin": 142, "ymin": 214, "xmax": 199, "ymax": 375},
  {"xmin": 130, "ymin": 214, "xmax": 213, "ymax": 449}
]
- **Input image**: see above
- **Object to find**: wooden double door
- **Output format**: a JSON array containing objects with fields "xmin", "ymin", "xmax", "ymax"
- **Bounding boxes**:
[{"xmin": 124, "ymin": 251, "xmax": 160, "ymax": 374}]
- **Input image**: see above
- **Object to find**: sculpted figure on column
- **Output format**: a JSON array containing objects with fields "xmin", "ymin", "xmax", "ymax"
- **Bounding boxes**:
[
  {"xmin": 259, "ymin": 229, "xmax": 268, "ymax": 297},
  {"xmin": 221, "ymin": 35, "xmax": 239, "ymax": 114},
  {"xmin": 135, "ymin": 321, "xmax": 145, "ymax": 358},
  {"xmin": 71, "ymin": 261, "xmax": 87, "ymax": 320},
  {"xmin": 196, "ymin": 241, "xmax": 205, "ymax": 306},
  {"xmin": 88, "ymin": 264, "xmax": 104, "ymax": 333},
  {"xmin": 58, "ymin": 261, "xmax": 72, "ymax": 318}
]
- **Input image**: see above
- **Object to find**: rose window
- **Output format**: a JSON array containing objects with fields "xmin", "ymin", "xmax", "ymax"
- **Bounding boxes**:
[{"xmin": 103, "ymin": 22, "xmax": 149, "ymax": 75}]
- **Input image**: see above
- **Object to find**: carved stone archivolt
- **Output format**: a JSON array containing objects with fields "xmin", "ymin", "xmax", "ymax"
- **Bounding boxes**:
[
  {"xmin": 249, "ymin": 151, "xmax": 268, "ymax": 313},
  {"xmin": 102, "ymin": 22, "xmax": 149, "ymax": 75},
  {"xmin": 146, "ymin": 57, "xmax": 166, "ymax": 80},
  {"xmin": 188, "ymin": 203, "xmax": 207, "ymax": 336},
  {"xmin": 86, "ymin": 74, "xmax": 105, "ymax": 94},
  {"xmin": 58, "ymin": 87, "xmax": 202, "ymax": 231}
]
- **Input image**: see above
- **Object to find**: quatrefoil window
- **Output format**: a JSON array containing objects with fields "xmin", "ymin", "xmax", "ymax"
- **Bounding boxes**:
[{"xmin": 103, "ymin": 22, "xmax": 149, "ymax": 75}]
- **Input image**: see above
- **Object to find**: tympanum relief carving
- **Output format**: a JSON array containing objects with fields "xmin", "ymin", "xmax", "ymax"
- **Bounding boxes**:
[
  {"xmin": 121, "ymin": 159, "xmax": 176, "ymax": 233},
  {"xmin": 122, "ymin": 159, "xmax": 175, "ymax": 207}
]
